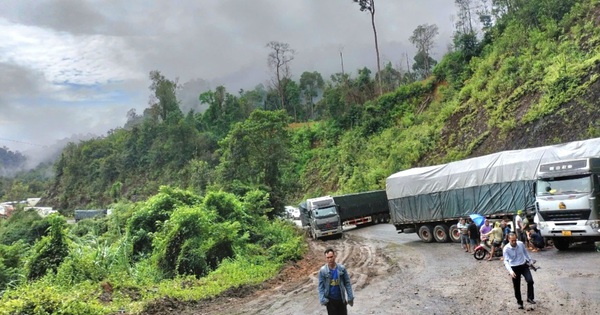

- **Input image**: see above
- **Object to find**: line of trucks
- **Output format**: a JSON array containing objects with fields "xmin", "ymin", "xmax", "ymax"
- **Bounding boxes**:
[{"xmin": 299, "ymin": 137, "xmax": 600, "ymax": 250}]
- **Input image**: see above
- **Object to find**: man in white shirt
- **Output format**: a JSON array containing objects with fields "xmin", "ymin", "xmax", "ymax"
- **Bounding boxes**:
[
  {"xmin": 514, "ymin": 210, "xmax": 524, "ymax": 242},
  {"xmin": 503, "ymin": 233, "xmax": 535, "ymax": 309}
]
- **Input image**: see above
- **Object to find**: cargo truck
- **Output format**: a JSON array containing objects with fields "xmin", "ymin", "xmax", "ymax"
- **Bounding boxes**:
[
  {"xmin": 299, "ymin": 190, "xmax": 390, "ymax": 239},
  {"xmin": 535, "ymin": 157, "xmax": 600, "ymax": 250},
  {"xmin": 300, "ymin": 196, "xmax": 343, "ymax": 239},
  {"xmin": 386, "ymin": 137, "xmax": 600, "ymax": 246}
]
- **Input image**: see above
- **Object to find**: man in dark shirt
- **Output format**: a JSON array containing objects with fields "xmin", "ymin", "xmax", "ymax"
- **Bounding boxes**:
[
  {"xmin": 467, "ymin": 218, "xmax": 480, "ymax": 249},
  {"xmin": 527, "ymin": 229, "xmax": 545, "ymax": 251}
]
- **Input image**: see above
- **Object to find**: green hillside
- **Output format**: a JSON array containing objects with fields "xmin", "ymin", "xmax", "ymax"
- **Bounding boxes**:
[
  {"xmin": 34, "ymin": 0, "xmax": 600, "ymax": 212},
  {"xmin": 2, "ymin": 0, "xmax": 600, "ymax": 313}
]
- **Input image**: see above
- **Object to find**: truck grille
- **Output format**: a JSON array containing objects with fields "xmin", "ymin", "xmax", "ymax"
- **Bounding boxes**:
[
  {"xmin": 317, "ymin": 222, "xmax": 339, "ymax": 231},
  {"xmin": 539, "ymin": 209, "xmax": 591, "ymax": 221}
]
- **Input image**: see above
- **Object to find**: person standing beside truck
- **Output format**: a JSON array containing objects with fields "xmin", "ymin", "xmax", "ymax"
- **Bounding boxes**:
[
  {"xmin": 318, "ymin": 248, "xmax": 354, "ymax": 315},
  {"xmin": 503, "ymin": 233, "xmax": 536, "ymax": 309},
  {"xmin": 457, "ymin": 218, "xmax": 470, "ymax": 252},
  {"xmin": 515, "ymin": 210, "xmax": 524, "ymax": 243},
  {"xmin": 467, "ymin": 218, "xmax": 480, "ymax": 249}
]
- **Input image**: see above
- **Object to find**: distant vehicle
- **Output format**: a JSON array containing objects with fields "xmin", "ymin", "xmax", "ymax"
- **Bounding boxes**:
[
  {"xmin": 74, "ymin": 209, "xmax": 107, "ymax": 222},
  {"xmin": 285, "ymin": 206, "xmax": 300, "ymax": 219},
  {"xmin": 299, "ymin": 190, "xmax": 390, "ymax": 240}
]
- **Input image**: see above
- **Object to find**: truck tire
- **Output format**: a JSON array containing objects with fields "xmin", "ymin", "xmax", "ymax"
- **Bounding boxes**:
[
  {"xmin": 448, "ymin": 224, "xmax": 461, "ymax": 243},
  {"xmin": 418, "ymin": 225, "xmax": 434, "ymax": 243},
  {"xmin": 553, "ymin": 238, "xmax": 570, "ymax": 251},
  {"xmin": 433, "ymin": 224, "xmax": 450, "ymax": 243}
]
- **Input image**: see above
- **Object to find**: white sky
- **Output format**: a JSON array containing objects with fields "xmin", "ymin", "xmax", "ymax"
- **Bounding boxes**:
[{"xmin": 0, "ymin": 0, "xmax": 458, "ymax": 154}]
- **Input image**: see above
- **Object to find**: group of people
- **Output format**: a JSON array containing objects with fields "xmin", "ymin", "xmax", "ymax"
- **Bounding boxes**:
[
  {"xmin": 455, "ymin": 210, "xmax": 542, "ymax": 309},
  {"xmin": 514, "ymin": 210, "xmax": 547, "ymax": 252},
  {"xmin": 458, "ymin": 210, "xmax": 547, "ymax": 259}
]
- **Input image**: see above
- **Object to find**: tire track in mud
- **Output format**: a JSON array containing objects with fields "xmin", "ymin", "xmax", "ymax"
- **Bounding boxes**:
[{"xmin": 199, "ymin": 233, "xmax": 397, "ymax": 315}]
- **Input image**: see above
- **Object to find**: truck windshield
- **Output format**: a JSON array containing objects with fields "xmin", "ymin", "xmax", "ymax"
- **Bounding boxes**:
[
  {"xmin": 537, "ymin": 175, "xmax": 591, "ymax": 195},
  {"xmin": 314, "ymin": 206, "xmax": 337, "ymax": 218}
]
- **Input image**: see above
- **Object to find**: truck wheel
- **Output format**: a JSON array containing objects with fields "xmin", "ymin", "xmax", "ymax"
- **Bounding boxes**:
[
  {"xmin": 373, "ymin": 215, "xmax": 380, "ymax": 224},
  {"xmin": 433, "ymin": 224, "xmax": 449, "ymax": 243},
  {"xmin": 553, "ymin": 238, "xmax": 570, "ymax": 251},
  {"xmin": 418, "ymin": 225, "xmax": 434, "ymax": 243},
  {"xmin": 448, "ymin": 224, "xmax": 461, "ymax": 243}
]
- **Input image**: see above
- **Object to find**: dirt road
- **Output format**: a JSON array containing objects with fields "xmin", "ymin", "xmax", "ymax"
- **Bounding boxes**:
[{"xmin": 146, "ymin": 223, "xmax": 600, "ymax": 315}]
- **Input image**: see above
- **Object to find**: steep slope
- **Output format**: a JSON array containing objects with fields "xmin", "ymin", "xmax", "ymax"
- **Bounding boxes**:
[{"xmin": 431, "ymin": 0, "xmax": 600, "ymax": 162}]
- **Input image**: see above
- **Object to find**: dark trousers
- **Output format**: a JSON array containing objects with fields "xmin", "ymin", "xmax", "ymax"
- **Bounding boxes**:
[
  {"xmin": 326, "ymin": 298, "xmax": 347, "ymax": 315},
  {"xmin": 511, "ymin": 264, "xmax": 534, "ymax": 304}
]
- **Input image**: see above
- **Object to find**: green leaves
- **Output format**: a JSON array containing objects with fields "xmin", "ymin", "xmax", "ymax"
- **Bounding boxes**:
[{"xmin": 26, "ymin": 214, "xmax": 69, "ymax": 280}]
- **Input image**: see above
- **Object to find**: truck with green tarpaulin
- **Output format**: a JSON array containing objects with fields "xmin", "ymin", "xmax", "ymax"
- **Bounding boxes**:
[{"xmin": 386, "ymin": 137, "xmax": 600, "ymax": 245}]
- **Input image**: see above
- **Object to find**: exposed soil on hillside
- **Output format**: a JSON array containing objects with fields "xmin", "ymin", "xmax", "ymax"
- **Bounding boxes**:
[{"xmin": 427, "ymin": 62, "xmax": 600, "ymax": 167}]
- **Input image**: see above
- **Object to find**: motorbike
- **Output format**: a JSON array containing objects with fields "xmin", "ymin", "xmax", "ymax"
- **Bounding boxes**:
[{"xmin": 473, "ymin": 241, "xmax": 503, "ymax": 260}]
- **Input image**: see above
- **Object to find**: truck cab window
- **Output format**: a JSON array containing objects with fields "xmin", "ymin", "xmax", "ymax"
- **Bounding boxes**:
[{"xmin": 536, "ymin": 175, "xmax": 591, "ymax": 195}]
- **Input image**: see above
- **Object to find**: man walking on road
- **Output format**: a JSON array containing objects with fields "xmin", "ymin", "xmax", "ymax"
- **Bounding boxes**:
[
  {"xmin": 503, "ymin": 233, "xmax": 536, "ymax": 309},
  {"xmin": 318, "ymin": 248, "xmax": 354, "ymax": 315}
]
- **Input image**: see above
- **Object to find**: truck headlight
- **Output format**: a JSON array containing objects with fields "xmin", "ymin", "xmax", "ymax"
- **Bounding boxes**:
[
  {"xmin": 538, "ymin": 222, "xmax": 547, "ymax": 229},
  {"xmin": 590, "ymin": 221, "xmax": 600, "ymax": 229}
]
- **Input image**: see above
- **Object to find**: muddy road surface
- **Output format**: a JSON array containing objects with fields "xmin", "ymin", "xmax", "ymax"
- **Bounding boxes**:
[{"xmin": 146, "ymin": 223, "xmax": 600, "ymax": 315}]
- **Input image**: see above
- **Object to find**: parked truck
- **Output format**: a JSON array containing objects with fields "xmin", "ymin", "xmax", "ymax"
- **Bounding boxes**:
[
  {"xmin": 386, "ymin": 137, "xmax": 600, "ymax": 246},
  {"xmin": 535, "ymin": 157, "xmax": 600, "ymax": 250},
  {"xmin": 299, "ymin": 190, "xmax": 390, "ymax": 239}
]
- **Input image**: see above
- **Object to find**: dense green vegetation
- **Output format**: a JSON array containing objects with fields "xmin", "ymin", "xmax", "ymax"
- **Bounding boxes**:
[
  {"xmin": 2, "ymin": 0, "xmax": 600, "ymax": 313},
  {"xmin": 0, "ymin": 187, "xmax": 304, "ymax": 314}
]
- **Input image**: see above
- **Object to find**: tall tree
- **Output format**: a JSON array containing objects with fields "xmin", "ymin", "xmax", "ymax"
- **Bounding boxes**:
[
  {"xmin": 217, "ymin": 110, "xmax": 291, "ymax": 212},
  {"xmin": 266, "ymin": 41, "xmax": 296, "ymax": 111},
  {"xmin": 377, "ymin": 62, "xmax": 402, "ymax": 93},
  {"xmin": 455, "ymin": 0, "xmax": 477, "ymax": 35},
  {"xmin": 299, "ymin": 71, "xmax": 325, "ymax": 120},
  {"xmin": 354, "ymin": 0, "xmax": 382, "ymax": 96},
  {"xmin": 409, "ymin": 24, "xmax": 439, "ymax": 79},
  {"xmin": 412, "ymin": 51, "xmax": 438, "ymax": 79},
  {"xmin": 148, "ymin": 70, "xmax": 182, "ymax": 121}
]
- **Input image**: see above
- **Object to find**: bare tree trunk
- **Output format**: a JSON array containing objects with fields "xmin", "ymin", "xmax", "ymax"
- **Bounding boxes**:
[
  {"xmin": 405, "ymin": 52, "xmax": 411, "ymax": 76},
  {"xmin": 370, "ymin": 2, "xmax": 382, "ymax": 96},
  {"xmin": 340, "ymin": 49, "xmax": 345, "ymax": 75}
]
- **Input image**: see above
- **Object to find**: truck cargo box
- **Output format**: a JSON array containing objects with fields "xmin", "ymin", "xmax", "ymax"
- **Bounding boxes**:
[{"xmin": 333, "ymin": 190, "xmax": 389, "ymax": 222}]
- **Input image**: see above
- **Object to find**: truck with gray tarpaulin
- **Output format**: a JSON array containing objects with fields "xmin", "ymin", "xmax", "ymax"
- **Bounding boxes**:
[{"xmin": 386, "ymin": 137, "xmax": 600, "ymax": 248}]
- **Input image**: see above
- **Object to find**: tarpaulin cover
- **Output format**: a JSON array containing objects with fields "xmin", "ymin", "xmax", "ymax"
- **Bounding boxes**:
[
  {"xmin": 386, "ymin": 137, "xmax": 600, "ymax": 223},
  {"xmin": 333, "ymin": 190, "xmax": 389, "ymax": 221}
]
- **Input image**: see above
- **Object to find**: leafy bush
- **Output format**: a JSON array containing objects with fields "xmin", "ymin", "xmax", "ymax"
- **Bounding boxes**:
[
  {"xmin": 69, "ymin": 217, "xmax": 108, "ymax": 238},
  {"xmin": 26, "ymin": 215, "xmax": 69, "ymax": 280},
  {"xmin": 151, "ymin": 203, "xmax": 242, "ymax": 279},
  {"xmin": 0, "ymin": 241, "xmax": 28, "ymax": 292},
  {"xmin": 0, "ymin": 280, "xmax": 106, "ymax": 315},
  {"xmin": 127, "ymin": 186, "xmax": 202, "ymax": 259},
  {"xmin": 0, "ymin": 209, "xmax": 50, "ymax": 245}
]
